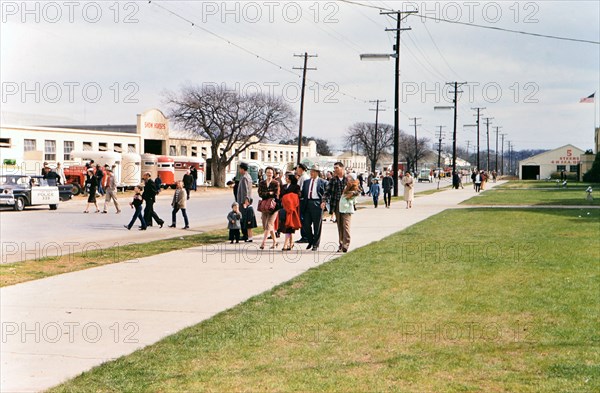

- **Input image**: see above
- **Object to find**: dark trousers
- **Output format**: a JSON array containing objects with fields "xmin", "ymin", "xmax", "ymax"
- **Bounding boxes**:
[
  {"xmin": 143, "ymin": 199, "xmax": 163, "ymax": 226},
  {"xmin": 372, "ymin": 194, "xmax": 379, "ymax": 208},
  {"xmin": 171, "ymin": 207, "xmax": 189, "ymax": 226},
  {"xmin": 229, "ymin": 229, "xmax": 240, "ymax": 242},
  {"xmin": 475, "ymin": 183, "xmax": 481, "ymax": 192},
  {"xmin": 302, "ymin": 201, "xmax": 323, "ymax": 247},
  {"xmin": 185, "ymin": 187, "xmax": 192, "ymax": 200},
  {"xmin": 383, "ymin": 190, "xmax": 392, "ymax": 206},
  {"xmin": 127, "ymin": 205, "xmax": 146, "ymax": 229}
]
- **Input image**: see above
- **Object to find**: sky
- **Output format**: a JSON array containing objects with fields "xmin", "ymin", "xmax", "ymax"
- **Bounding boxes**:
[{"xmin": 1, "ymin": 0, "xmax": 599, "ymax": 152}]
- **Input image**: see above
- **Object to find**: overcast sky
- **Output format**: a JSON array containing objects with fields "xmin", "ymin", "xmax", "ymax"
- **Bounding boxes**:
[{"xmin": 2, "ymin": 0, "xmax": 599, "ymax": 152}]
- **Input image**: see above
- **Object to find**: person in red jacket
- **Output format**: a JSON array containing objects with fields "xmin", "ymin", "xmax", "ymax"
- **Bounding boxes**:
[{"xmin": 279, "ymin": 173, "xmax": 302, "ymax": 251}]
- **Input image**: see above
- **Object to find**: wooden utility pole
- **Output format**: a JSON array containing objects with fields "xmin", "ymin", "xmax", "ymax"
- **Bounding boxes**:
[
  {"xmin": 409, "ymin": 117, "xmax": 421, "ymax": 172},
  {"xmin": 293, "ymin": 52, "xmax": 317, "ymax": 165},
  {"xmin": 369, "ymin": 99, "xmax": 386, "ymax": 173}
]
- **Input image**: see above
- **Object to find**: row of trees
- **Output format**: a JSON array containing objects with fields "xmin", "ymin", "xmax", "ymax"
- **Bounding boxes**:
[{"xmin": 345, "ymin": 122, "xmax": 431, "ymax": 173}]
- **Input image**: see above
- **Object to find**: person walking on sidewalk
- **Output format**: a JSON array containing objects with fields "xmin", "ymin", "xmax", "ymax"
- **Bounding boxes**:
[
  {"xmin": 258, "ymin": 166, "xmax": 280, "ymax": 250},
  {"xmin": 295, "ymin": 163, "xmax": 310, "ymax": 244},
  {"xmin": 336, "ymin": 173, "xmax": 360, "ymax": 253},
  {"xmin": 182, "ymin": 170, "xmax": 194, "ymax": 200},
  {"xmin": 124, "ymin": 186, "xmax": 147, "ymax": 230},
  {"xmin": 279, "ymin": 173, "xmax": 302, "ymax": 251},
  {"xmin": 369, "ymin": 178, "xmax": 381, "ymax": 208},
  {"xmin": 382, "ymin": 171, "xmax": 394, "ymax": 208},
  {"xmin": 83, "ymin": 168, "xmax": 99, "ymax": 213},
  {"xmin": 169, "ymin": 181, "xmax": 189, "ymax": 229},
  {"xmin": 236, "ymin": 162, "xmax": 253, "ymax": 240},
  {"xmin": 474, "ymin": 171, "xmax": 482, "ymax": 192},
  {"xmin": 402, "ymin": 172, "xmax": 414, "ymax": 209},
  {"xmin": 323, "ymin": 162, "xmax": 359, "ymax": 253},
  {"xmin": 227, "ymin": 202, "xmax": 242, "ymax": 244},
  {"xmin": 142, "ymin": 172, "xmax": 164, "ymax": 228},
  {"xmin": 101, "ymin": 169, "xmax": 121, "ymax": 214},
  {"xmin": 301, "ymin": 164, "xmax": 327, "ymax": 251},
  {"xmin": 95, "ymin": 164, "xmax": 105, "ymax": 196}
]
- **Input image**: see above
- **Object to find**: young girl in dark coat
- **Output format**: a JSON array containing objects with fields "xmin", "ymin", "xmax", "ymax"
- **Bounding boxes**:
[{"xmin": 242, "ymin": 196, "xmax": 257, "ymax": 242}]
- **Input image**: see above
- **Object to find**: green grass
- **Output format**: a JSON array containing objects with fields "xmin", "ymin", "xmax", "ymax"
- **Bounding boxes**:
[
  {"xmin": 0, "ymin": 229, "xmax": 261, "ymax": 287},
  {"xmin": 51, "ymin": 208, "xmax": 600, "ymax": 393},
  {"xmin": 496, "ymin": 180, "xmax": 600, "ymax": 189},
  {"xmin": 462, "ymin": 187, "xmax": 600, "ymax": 206}
]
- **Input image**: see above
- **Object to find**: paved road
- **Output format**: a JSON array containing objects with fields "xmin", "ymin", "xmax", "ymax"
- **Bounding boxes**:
[{"xmin": 0, "ymin": 178, "xmax": 456, "ymax": 264}]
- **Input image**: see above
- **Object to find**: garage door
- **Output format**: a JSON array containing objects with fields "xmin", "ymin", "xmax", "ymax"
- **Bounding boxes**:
[{"xmin": 521, "ymin": 165, "xmax": 540, "ymax": 180}]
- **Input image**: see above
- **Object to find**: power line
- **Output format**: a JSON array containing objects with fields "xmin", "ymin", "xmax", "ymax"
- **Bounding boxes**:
[{"xmin": 410, "ymin": 14, "xmax": 600, "ymax": 45}]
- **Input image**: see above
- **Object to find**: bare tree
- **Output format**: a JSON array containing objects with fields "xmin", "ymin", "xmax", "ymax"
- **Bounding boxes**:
[
  {"xmin": 346, "ymin": 122, "xmax": 394, "ymax": 173},
  {"xmin": 398, "ymin": 132, "xmax": 431, "ymax": 172},
  {"xmin": 166, "ymin": 85, "xmax": 295, "ymax": 187}
]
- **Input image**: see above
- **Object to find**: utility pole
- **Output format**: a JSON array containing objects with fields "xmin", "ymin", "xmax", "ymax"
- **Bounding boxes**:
[
  {"xmin": 493, "ymin": 126, "xmax": 502, "ymax": 174},
  {"xmin": 466, "ymin": 140, "xmax": 472, "ymax": 158},
  {"xmin": 471, "ymin": 107, "xmax": 485, "ymax": 170},
  {"xmin": 482, "ymin": 117, "xmax": 493, "ymax": 172},
  {"xmin": 436, "ymin": 126, "xmax": 445, "ymax": 190},
  {"xmin": 447, "ymin": 82, "xmax": 467, "ymax": 174},
  {"xmin": 508, "ymin": 141, "xmax": 513, "ymax": 175},
  {"xmin": 500, "ymin": 133, "xmax": 507, "ymax": 176},
  {"xmin": 369, "ymin": 100, "xmax": 386, "ymax": 173},
  {"xmin": 409, "ymin": 117, "xmax": 421, "ymax": 172},
  {"xmin": 293, "ymin": 52, "xmax": 317, "ymax": 165},
  {"xmin": 382, "ymin": 9, "xmax": 417, "ymax": 196}
]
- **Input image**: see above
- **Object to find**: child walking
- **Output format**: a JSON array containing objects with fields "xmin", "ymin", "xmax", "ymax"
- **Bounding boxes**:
[
  {"xmin": 227, "ymin": 202, "xmax": 242, "ymax": 244},
  {"xmin": 124, "ymin": 186, "xmax": 147, "ymax": 230},
  {"xmin": 242, "ymin": 197, "xmax": 257, "ymax": 242}
]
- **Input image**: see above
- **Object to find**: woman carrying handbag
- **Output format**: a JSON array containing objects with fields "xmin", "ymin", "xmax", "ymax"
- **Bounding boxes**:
[{"xmin": 257, "ymin": 166, "xmax": 280, "ymax": 250}]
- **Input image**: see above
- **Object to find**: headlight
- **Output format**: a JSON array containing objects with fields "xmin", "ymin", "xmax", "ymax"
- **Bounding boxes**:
[{"xmin": 2, "ymin": 189, "xmax": 12, "ymax": 195}]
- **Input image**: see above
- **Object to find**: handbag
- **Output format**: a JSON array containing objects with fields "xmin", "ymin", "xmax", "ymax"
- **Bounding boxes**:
[{"xmin": 257, "ymin": 198, "xmax": 276, "ymax": 213}]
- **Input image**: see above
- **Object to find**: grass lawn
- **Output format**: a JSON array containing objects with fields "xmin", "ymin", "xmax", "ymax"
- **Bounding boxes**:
[
  {"xmin": 0, "ymin": 229, "xmax": 241, "ymax": 287},
  {"xmin": 496, "ymin": 181, "xmax": 600, "ymax": 190},
  {"xmin": 462, "ymin": 187, "xmax": 600, "ymax": 206},
  {"xmin": 51, "ymin": 208, "xmax": 600, "ymax": 393}
]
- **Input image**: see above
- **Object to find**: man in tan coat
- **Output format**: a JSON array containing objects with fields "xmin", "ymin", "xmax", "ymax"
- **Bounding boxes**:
[
  {"xmin": 102, "ymin": 169, "xmax": 121, "ymax": 214},
  {"xmin": 169, "ymin": 181, "xmax": 190, "ymax": 229}
]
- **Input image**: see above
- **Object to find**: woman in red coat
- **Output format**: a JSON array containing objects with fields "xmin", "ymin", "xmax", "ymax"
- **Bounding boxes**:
[{"xmin": 279, "ymin": 173, "xmax": 302, "ymax": 251}]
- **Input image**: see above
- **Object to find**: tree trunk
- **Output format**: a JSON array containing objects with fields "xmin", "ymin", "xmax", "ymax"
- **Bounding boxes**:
[
  {"xmin": 370, "ymin": 158, "xmax": 376, "ymax": 174},
  {"xmin": 211, "ymin": 160, "xmax": 228, "ymax": 188}
]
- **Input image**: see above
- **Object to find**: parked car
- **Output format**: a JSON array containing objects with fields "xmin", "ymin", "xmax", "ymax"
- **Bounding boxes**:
[
  {"xmin": 418, "ymin": 169, "xmax": 432, "ymax": 183},
  {"xmin": 0, "ymin": 175, "xmax": 72, "ymax": 211}
]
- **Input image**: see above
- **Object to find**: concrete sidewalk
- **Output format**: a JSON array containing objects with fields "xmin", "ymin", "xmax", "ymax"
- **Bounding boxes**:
[{"xmin": 0, "ymin": 182, "xmax": 504, "ymax": 392}]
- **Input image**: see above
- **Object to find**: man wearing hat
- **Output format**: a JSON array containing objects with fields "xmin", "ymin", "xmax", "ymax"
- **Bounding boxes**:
[
  {"xmin": 295, "ymin": 163, "xmax": 310, "ymax": 244},
  {"xmin": 236, "ymin": 162, "xmax": 253, "ymax": 241},
  {"xmin": 301, "ymin": 164, "xmax": 327, "ymax": 251}
]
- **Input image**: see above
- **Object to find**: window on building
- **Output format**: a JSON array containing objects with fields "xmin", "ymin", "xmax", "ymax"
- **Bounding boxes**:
[
  {"xmin": 191, "ymin": 146, "xmax": 198, "ymax": 157},
  {"xmin": 201, "ymin": 146, "xmax": 207, "ymax": 159},
  {"xmin": 180, "ymin": 146, "xmax": 187, "ymax": 156},
  {"xmin": 64, "ymin": 141, "xmax": 74, "ymax": 161},
  {"xmin": 113, "ymin": 143, "xmax": 122, "ymax": 153},
  {"xmin": 83, "ymin": 141, "xmax": 92, "ymax": 151},
  {"xmin": 250, "ymin": 151, "xmax": 258, "ymax": 160},
  {"xmin": 0, "ymin": 138, "xmax": 11, "ymax": 148},
  {"xmin": 570, "ymin": 165, "xmax": 579, "ymax": 172},
  {"xmin": 267, "ymin": 151, "xmax": 272, "ymax": 161},
  {"xmin": 556, "ymin": 165, "xmax": 566, "ymax": 171},
  {"xmin": 99, "ymin": 142, "xmax": 108, "ymax": 151},
  {"xmin": 280, "ymin": 152, "xmax": 284, "ymax": 162},
  {"xmin": 44, "ymin": 140, "xmax": 56, "ymax": 161},
  {"xmin": 24, "ymin": 139, "xmax": 36, "ymax": 152},
  {"xmin": 128, "ymin": 144, "xmax": 136, "ymax": 153},
  {"xmin": 170, "ymin": 145, "xmax": 177, "ymax": 156}
]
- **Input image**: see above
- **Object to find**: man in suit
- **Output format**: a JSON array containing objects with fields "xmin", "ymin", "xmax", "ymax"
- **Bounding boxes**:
[
  {"xmin": 382, "ymin": 171, "xmax": 394, "ymax": 208},
  {"xmin": 142, "ymin": 172, "xmax": 164, "ymax": 228},
  {"xmin": 236, "ymin": 162, "xmax": 253, "ymax": 241},
  {"xmin": 301, "ymin": 164, "xmax": 327, "ymax": 251},
  {"xmin": 295, "ymin": 163, "xmax": 310, "ymax": 244}
]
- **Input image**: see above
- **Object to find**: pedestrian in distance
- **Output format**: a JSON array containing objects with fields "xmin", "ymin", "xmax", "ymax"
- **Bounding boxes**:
[
  {"xmin": 382, "ymin": 171, "xmax": 394, "ymax": 208},
  {"xmin": 169, "ymin": 181, "xmax": 189, "ymax": 229},
  {"xmin": 124, "ymin": 186, "xmax": 147, "ymax": 230},
  {"xmin": 227, "ymin": 202, "xmax": 242, "ymax": 244},
  {"xmin": 242, "ymin": 196, "xmax": 257, "ymax": 242},
  {"xmin": 279, "ymin": 173, "xmax": 302, "ymax": 251},
  {"xmin": 155, "ymin": 175, "xmax": 162, "ymax": 194},
  {"xmin": 102, "ymin": 169, "xmax": 121, "ymax": 214},
  {"xmin": 402, "ymin": 172, "xmax": 414, "ymax": 209},
  {"xmin": 323, "ymin": 162, "xmax": 359, "ymax": 253},
  {"xmin": 182, "ymin": 169, "xmax": 193, "ymax": 200},
  {"xmin": 295, "ymin": 163, "xmax": 310, "ymax": 244},
  {"xmin": 55, "ymin": 162, "xmax": 66, "ymax": 185},
  {"xmin": 95, "ymin": 164, "xmax": 105, "ymax": 196},
  {"xmin": 142, "ymin": 172, "xmax": 164, "ymax": 228},
  {"xmin": 190, "ymin": 165, "xmax": 198, "ymax": 191},
  {"xmin": 369, "ymin": 178, "xmax": 381, "ymax": 208},
  {"xmin": 236, "ymin": 162, "xmax": 253, "ymax": 240},
  {"xmin": 83, "ymin": 168, "xmax": 99, "ymax": 213},
  {"xmin": 336, "ymin": 173, "xmax": 360, "ymax": 253},
  {"xmin": 474, "ymin": 171, "xmax": 482, "ymax": 193}
]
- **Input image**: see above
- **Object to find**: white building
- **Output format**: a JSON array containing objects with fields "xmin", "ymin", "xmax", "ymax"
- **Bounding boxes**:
[
  {"xmin": 518, "ymin": 144, "xmax": 584, "ymax": 180},
  {"xmin": 0, "ymin": 108, "xmax": 318, "ymax": 182}
]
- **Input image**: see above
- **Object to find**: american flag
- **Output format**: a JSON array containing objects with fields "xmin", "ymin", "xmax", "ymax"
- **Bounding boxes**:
[{"xmin": 579, "ymin": 92, "xmax": 595, "ymax": 103}]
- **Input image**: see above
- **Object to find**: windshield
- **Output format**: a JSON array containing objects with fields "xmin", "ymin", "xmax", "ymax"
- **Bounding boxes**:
[{"xmin": 0, "ymin": 176, "xmax": 29, "ymax": 186}]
